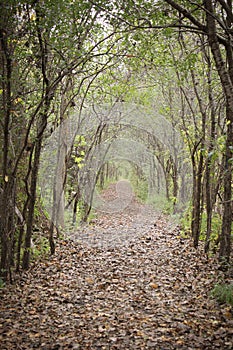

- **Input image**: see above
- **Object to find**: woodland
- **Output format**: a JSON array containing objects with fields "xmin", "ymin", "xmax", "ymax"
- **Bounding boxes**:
[{"xmin": 0, "ymin": 0, "xmax": 233, "ymax": 349}]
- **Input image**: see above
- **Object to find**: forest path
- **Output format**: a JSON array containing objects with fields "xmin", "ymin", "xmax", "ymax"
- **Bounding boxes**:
[{"xmin": 0, "ymin": 184, "xmax": 233, "ymax": 349}]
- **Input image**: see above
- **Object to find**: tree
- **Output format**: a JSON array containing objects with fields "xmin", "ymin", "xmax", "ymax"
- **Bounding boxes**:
[
  {"xmin": 0, "ymin": 0, "xmax": 131, "ymax": 279},
  {"xmin": 100, "ymin": 0, "xmax": 232, "ymax": 259},
  {"xmin": 161, "ymin": 0, "xmax": 232, "ymax": 263}
]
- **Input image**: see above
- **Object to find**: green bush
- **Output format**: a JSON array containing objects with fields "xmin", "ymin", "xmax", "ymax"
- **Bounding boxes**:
[
  {"xmin": 128, "ymin": 175, "xmax": 148, "ymax": 202},
  {"xmin": 200, "ymin": 212, "xmax": 221, "ymax": 243},
  {"xmin": 211, "ymin": 283, "xmax": 233, "ymax": 306},
  {"xmin": 179, "ymin": 203, "xmax": 192, "ymax": 237},
  {"xmin": 179, "ymin": 205, "xmax": 223, "ymax": 245},
  {"xmin": 147, "ymin": 193, "xmax": 180, "ymax": 217},
  {"xmin": 0, "ymin": 277, "xmax": 5, "ymax": 289},
  {"xmin": 31, "ymin": 236, "xmax": 50, "ymax": 261}
]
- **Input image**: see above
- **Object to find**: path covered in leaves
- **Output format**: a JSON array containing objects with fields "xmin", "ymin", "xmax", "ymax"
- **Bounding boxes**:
[{"xmin": 0, "ymin": 187, "xmax": 233, "ymax": 349}]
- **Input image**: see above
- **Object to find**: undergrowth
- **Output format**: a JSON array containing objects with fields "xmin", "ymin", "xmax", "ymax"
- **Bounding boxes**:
[
  {"xmin": 211, "ymin": 283, "xmax": 233, "ymax": 306},
  {"xmin": 0, "ymin": 277, "xmax": 5, "ymax": 289}
]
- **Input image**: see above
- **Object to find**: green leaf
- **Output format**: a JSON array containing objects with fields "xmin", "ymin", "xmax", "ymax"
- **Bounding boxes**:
[{"xmin": 74, "ymin": 156, "xmax": 83, "ymax": 164}]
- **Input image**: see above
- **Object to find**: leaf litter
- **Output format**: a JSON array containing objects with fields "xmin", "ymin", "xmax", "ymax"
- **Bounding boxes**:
[{"xmin": 0, "ymin": 188, "xmax": 232, "ymax": 349}]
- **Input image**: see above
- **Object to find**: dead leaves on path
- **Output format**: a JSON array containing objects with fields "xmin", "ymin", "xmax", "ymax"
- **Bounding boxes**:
[{"xmin": 0, "ymin": 210, "xmax": 233, "ymax": 349}]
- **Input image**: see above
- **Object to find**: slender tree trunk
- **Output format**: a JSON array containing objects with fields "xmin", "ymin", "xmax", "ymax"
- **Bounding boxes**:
[
  {"xmin": 22, "ymin": 121, "xmax": 45, "ymax": 269},
  {"xmin": 50, "ymin": 116, "xmax": 67, "ymax": 233},
  {"xmin": 72, "ymin": 187, "xmax": 81, "ymax": 225},
  {"xmin": 171, "ymin": 159, "xmax": 178, "ymax": 212},
  {"xmin": 204, "ymin": 0, "xmax": 233, "ymax": 123},
  {"xmin": 191, "ymin": 151, "xmax": 204, "ymax": 248},
  {"xmin": 219, "ymin": 110, "xmax": 232, "ymax": 263},
  {"xmin": 16, "ymin": 147, "xmax": 34, "ymax": 271},
  {"xmin": 22, "ymin": 5, "xmax": 53, "ymax": 268},
  {"xmin": 0, "ymin": 27, "xmax": 15, "ymax": 281},
  {"xmin": 205, "ymin": 65, "xmax": 216, "ymax": 253},
  {"xmin": 204, "ymin": 0, "xmax": 233, "ymax": 262},
  {"xmin": 0, "ymin": 178, "xmax": 16, "ymax": 281}
]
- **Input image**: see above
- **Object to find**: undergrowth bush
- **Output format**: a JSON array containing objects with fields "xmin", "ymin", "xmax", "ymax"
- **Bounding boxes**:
[
  {"xmin": 147, "ymin": 193, "xmax": 169, "ymax": 210},
  {"xmin": 211, "ymin": 283, "xmax": 233, "ymax": 306},
  {"xmin": 0, "ymin": 277, "xmax": 5, "ymax": 289},
  {"xmin": 31, "ymin": 236, "xmax": 50, "ymax": 261},
  {"xmin": 179, "ymin": 204, "xmax": 223, "ymax": 245},
  {"xmin": 200, "ymin": 212, "xmax": 222, "ymax": 243},
  {"xmin": 130, "ymin": 177, "xmax": 148, "ymax": 202}
]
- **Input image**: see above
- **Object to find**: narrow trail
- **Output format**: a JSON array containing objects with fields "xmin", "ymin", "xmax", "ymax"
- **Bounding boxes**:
[{"xmin": 0, "ymin": 185, "xmax": 232, "ymax": 349}]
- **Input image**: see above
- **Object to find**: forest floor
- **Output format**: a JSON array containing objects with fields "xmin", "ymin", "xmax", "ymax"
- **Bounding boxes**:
[{"xmin": 0, "ymin": 184, "xmax": 233, "ymax": 349}]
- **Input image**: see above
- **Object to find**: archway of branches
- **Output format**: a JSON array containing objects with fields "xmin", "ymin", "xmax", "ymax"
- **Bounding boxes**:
[{"xmin": 39, "ymin": 102, "xmax": 191, "ymax": 229}]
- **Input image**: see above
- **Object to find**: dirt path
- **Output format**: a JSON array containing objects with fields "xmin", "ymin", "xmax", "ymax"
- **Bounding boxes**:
[{"xmin": 0, "ymin": 188, "xmax": 232, "ymax": 349}]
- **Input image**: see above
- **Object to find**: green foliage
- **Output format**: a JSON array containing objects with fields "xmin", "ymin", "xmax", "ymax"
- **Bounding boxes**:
[
  {"xmin": 179, "ymin": 206, "xmax": 223, "ymax": 246},
  {"xmin": 200, "ymin": 212, "xmax": 222, "ymax": 242},
  {"xmin": 179, "ymin": 203, "xmax": 192, "ymax": 237},
  {"xmin": 162, "ymin": 197, "xmax": 176, "ymax": 215},
  {"xmin": 71, "ymin": 135, "xmax": 87, "ymax": 169},
  {"xmin": 147, "ymin": 193, "xmax": 173, "ymax": 213},
  {"xmin": 96, "ymin": 178, "xmax": 115, "ymax": 192},
  {"xmin": 0, "ymin": 277, "xmax": 5, "ymax": 289},
  {"xmin": 130, "ymin": 177, "xmax": 148, "ymax": 202},
  {"xmin": 74, "ymin": 135, "xmax": 87, "ymax": 148},
  {"xmin": 63, "ymin": 198, "xmax": 91, "ymax": 228},
  {"xmin": 31, "ymin": 236, "xmax": 50, "ymax": 261},
  {"xmin": 211, "ymin": 284, "xmax": 233, "ymax": 306}
]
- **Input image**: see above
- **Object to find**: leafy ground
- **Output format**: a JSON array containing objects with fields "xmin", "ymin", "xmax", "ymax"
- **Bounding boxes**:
[{"xmin": 0, "ymin": 185, "xmax": 233, "ymax": 349}]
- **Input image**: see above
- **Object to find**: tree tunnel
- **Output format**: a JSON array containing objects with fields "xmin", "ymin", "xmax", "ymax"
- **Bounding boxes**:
[{"xmin": 39, "ymin": 102, "xmax": 191, "ymax": 230}]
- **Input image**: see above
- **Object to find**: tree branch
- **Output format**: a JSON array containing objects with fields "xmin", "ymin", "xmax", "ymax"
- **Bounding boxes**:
[{"xmin": 164, "ymin": 0, "xmax": 206, "ymax": 32}]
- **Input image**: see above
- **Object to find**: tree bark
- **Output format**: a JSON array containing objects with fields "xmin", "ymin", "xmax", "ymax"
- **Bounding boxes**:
[
  {"xmin": 22, "ymin": 6, "xmax": 51, "ymax": 268},
  {"xmin": 204, "ymin": 0, "xmax": 232, "ymax": 262},
  {"xmin": 219, "ymin": 109, "xmax": 232, "ymax": 263},
  {"xmin": 0, "ymin": 26, "xmax": 15, "ymax": 281}
]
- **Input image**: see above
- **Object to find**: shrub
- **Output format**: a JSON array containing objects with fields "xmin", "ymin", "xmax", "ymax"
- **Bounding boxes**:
[
  {"xmin": 0, "ymin": 277, "xmax": 5, "ymax": 289},
  {"xmin": 211, "ymin": 283, "xmax": 233, "ymax": 306}
]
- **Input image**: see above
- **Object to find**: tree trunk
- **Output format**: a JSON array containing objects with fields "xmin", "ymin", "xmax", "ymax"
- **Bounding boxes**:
[
  {"xmin": 0, "ymin": 26, "xmax": 15, "ymax": 281},
  {"xmin": 204, "ymin": 0, "xmax": 232, "ymax": 261},
  {"xmin": 219, "ymin": 110, "xmax": 232, "ymax": 263},
  {"xmin": 191, "ymin": 152, "xmax": 204, "ymax": 248},
  {"xmin": 205, "ymin": 62, "xmax": 216, "ymax": 253},
  {"xmin": 0, "ymin": 178, "xmax": 16, "ymax": 281},
  {"xmin": 204, "ymin": 0, "xmax": 233, "ymax": 123},
  {"xmin": 22, "ymin": 126, "xmax": 44, "ymax": 269}
]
